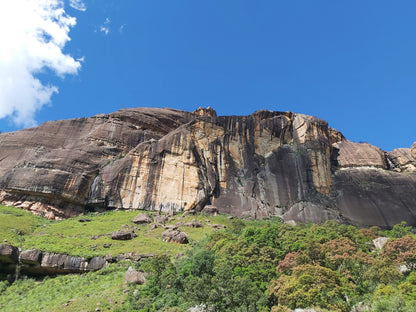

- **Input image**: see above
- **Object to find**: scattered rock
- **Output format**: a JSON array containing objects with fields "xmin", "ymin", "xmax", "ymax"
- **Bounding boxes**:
[
  {"xmin": 182, "ymin": 210, "xmax": 196, "ymax": 217},
  {"xmin": 41, "ymin": 253, "xmax": 89, "ymax": 272},
  {"xmin": 87, "ymin": 257, "xmax": 107, "ymax": 270},
  {"xmin": 176, "ymin": 252, "xmax": 184, "ymax": 259},
  {"xmin": 20, "ymin": 249, "xmax": 42, "ymax": 266},
  {"xmin": 184, "ymin": 220, "xmax": 203, "ymax": 228},
  {"xmin": 0, "ymin": 244, "xmax": 19, "ymax": 264},
  {"xmin": 350, "ymin": 303, "xmax": 370, "ymax": 312},
  {"xmin": 162, "ymin": 229, "xmax": 189, "ymax": 244},
  {"xmin": 163, "ymin": 225, "xmax": 178, "ymax": 230},
  {"xmin": 132, "ymin": 213, "xmax": 152, "ymax": 224},
  {"xmin": 78, "ymin": 218, "xmax": 92, "ymax": 222},
  {"xmin": 188, "ymin": 304, "xmax": 215, "ymax": 312},
  {"xmin": 125, "ymin": 266, "xmax": 147, "ymax": 284},
  {"xmin": 111, "ymin": 231, "xmax": 135, "ymax": 240},
  {"xmin": 44, "ymin": 211, "xmax": 56, "ymax": 220},
  {"xmin": 373, "ymin": 237, "xmax": 388, "ymax": 250},
  {"xmin": 105, "ymin": 254, "xmax": 115, "ymax": 263},
  {"xmin": 154, "ymin": 215, "xmax": 168, "ymax": 225},
  {"xmin": 202, "ymin": 205, "xmax": 219, "ymax": 216},
  {"xmin": 285, "ymin": 220, "xmax": 297, "ymax": 226},
  {"xmin": 211, "ymin": 224, "xmax": 226, "ymax": 229}
]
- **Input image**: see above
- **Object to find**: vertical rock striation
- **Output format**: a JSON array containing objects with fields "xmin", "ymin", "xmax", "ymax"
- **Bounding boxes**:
[{"xmin": 0, "ymin": 107, "xmax": 415, "ymax": 227}]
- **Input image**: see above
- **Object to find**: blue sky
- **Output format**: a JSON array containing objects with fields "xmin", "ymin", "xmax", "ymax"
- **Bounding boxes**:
[{"xmin": 1, "ymin": 1, "xmax": 416, "ymax": 151}]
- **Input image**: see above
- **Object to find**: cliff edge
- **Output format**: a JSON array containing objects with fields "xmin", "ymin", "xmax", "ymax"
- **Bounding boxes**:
[{"xmin": 0, "ymin": 107, "xmax": 415, "ymax": 227}]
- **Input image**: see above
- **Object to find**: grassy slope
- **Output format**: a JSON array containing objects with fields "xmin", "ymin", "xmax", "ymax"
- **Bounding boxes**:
[
  {"xmin": 0, "ymin": 265, "xmax": 127, "ymax": 312},
  {"xmin": 0, "ymin": 205, "xmax": 241, "ymax": 258},
  {"xmin": 0, "ymin": 205, "xmax": 259, "ymax": 312}
]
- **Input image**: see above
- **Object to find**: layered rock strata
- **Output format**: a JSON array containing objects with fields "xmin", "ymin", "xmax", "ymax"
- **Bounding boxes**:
[
  {"xmin": 0, "ymin": 244, "xmax": 106, "ymax": 276},
  {"xmin": 0, "ymin": 107, "xmax": 415, "ymax": 227}
]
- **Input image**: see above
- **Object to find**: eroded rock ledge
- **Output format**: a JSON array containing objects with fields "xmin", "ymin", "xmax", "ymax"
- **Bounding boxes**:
[
  {"xmin": 0, "ymin": 107, "xmax": 415, "ymax": 227},
  {"xmin": 0, "ymin": 244, "xmax": 107, "ymax": 276}
]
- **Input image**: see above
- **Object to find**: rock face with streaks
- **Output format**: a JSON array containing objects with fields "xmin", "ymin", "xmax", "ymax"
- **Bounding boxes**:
[{"xmin": 0, "ymin": 107, "xmax": 415, "ymax": 227}]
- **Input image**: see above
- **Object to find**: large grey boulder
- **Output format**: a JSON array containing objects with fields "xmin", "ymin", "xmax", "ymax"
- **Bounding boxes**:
[
  {"xmin": 162, "ymin": 230, "xmax": 188, "ymax": 244},
  {"xmin": 87, "ymin": 257, "xmax": 107, "ymax": 270},
  {"xmin": 0, "ymin": 244, "xmax": 19, "ymax": 264},
  {"xmin": 20, "ymin": 249, "xmax": 42, "ymax": 265},
  {"xmin": 125, "ymin": 266, "xmax": 147, "ymax": 284},
  {"xmin": 132, "ymin": 213, "xmax": 152, "ymax": 224},
  {"xmin": 111, "ymin": 230, "xmax": 135, "ymax": 240},
  {"xmin": 41, "ymin": 253, "xmax": 89, "ymax": 273}
]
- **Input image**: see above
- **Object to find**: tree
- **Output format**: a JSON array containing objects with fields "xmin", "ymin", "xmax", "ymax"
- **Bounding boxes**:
[
  {"xmin": 382, "ymin": 235, "xmax": 416, "ymax": 270},
  {"xmin": 269, "ymin": 264, "xmax": 355, "ymax": 312}
]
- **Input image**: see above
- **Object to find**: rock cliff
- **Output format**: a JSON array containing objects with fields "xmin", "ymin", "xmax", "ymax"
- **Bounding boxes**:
[{"xmin": 0, "ymin": 107, "xmax": 415, "ymax": 227}]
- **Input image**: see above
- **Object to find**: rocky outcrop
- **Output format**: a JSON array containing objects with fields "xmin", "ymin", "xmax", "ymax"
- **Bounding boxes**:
[
  {"xmin": 387, "ymin": 148, "xmax": 416, "ymax": 172},
  {"xmin": 0, "ymin": 244, "xmax": 107, "ymax": 276},
  {"xmin": 132, "ymin": 213, "xmax": 152, "ymax": 224},
  {"xmin": 111, "ymin": 231, "xmax": 136, "ymax": 240},
  {"xmin": 124, "ymin": 266, "xmax": 147, "ymax": 284},
  {"xmin": 0, "ymin": 107, "xmax": 415, "ymax": 227},
  {"xmin": 162, "ymin": 229, "xmax": 189, "ymax": 244},
  {"xmin": 332, "ymin": 141, "xmax": 387, "ymax": 168}
]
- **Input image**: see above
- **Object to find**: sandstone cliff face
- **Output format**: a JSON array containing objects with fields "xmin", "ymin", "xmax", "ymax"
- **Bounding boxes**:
[{"xmin": 0, "ymin": 107, "xmax": 415, "ymax": 227}]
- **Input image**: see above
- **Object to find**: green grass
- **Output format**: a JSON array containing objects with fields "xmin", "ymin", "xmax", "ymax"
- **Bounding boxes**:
[
  {"xmin": 0, "ymin": 264, "xmax": 128, "ymax": 312},
  {"xmin": 0, "ymin": 205, "xmax": 255, "ymax": 258},
  {"xmin": 0, "ymin": 205, "xmax": 50, "ymax": 247},
  {"xmin": 0, "ymin": 205, "xmax": 271, "ymax": 311}
]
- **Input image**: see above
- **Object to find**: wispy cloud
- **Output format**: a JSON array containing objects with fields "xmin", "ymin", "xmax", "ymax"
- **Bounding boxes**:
[
  {"xmin": 100, "ymin": 17, "xmax": 111, "ymax": 35},
  {"xmin": 69, "ymin": 0, "xmax": 86, "ymax": 12},
  {"xmin": 119, "ymin": 24, "xmax": 126, "ymax": 34},
  {"xmin": 0, "ymin": 0, "xmax": 82, "ymax": 128}
]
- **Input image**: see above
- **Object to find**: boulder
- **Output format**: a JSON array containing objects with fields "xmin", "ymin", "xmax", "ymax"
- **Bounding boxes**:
[
  {"xmin": 162, "ymin": 230, "xmax": 189, "ymax": 244},
  {"xmin": 40, "ymin": 253, "xmax": 89, "ymax": 273},
  {"xmin": 0, "ymin": 244, "xmax": 19, "ymax": 264},
  {"xmin": 20, "ymin": 249, "xmax": 42, "ymax": 266},
  {"xmin": 211, "ymin": 224, "xmax": 226, "ymax": 229},
  {"xmin": 184, "ymin": 220, "xmax": 203, "ymax": 228},
  {"xmin": 87, "ymin": 257, "xmax": 107, "ymax": 270},
  {"xmin": 373, "ymin": 237, "xmax": 388, "ymax": 250},
  {"xmin": 154, "ymin": 215, "xmax": 168, "ymax": 225},
  {"xmin": 201, "ymin": 205, "xmax": 219, "ymax": 216},
  {"xmin": 111, "ymin": 231, "xmax": 135, "ymax": 240},
  {"xmin": 124, "ymin": 266, "xmax": 147, "ymax": 284},
  {"xmin": 132, "ymin": 213, "xmax": 152, "ymax": 224},
  {"xmin": 412, "ymin": 142, "xmax": 416, "ymax": 159}
]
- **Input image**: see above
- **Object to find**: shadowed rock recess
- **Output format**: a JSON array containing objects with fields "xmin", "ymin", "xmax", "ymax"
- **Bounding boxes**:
[{"xmin": 0, "ymin": 107, "xmax": 415, "ymax": 227}]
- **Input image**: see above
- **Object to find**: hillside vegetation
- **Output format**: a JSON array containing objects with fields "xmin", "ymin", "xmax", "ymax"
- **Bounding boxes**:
[{"xmin": 1, "ymin": 205, "xmax": 416, "ymax": 311}]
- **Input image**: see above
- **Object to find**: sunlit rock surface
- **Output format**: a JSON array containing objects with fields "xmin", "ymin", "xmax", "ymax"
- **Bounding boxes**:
[{"xmin": 0, "ymin": 107, "xmax": 415, "ymax": 227}]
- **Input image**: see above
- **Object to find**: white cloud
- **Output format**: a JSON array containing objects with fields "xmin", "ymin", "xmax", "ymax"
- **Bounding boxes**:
[
  {"xmin": 100, "ymin": 17, "xmax": 111, "ymax": 35},
  {"xmin": 0, "ymin": 0, "xmax": 82, "ymax": 127},
  {"xmin": 69, "ymin": 0, "xmax": 86, "ymax": 12}
]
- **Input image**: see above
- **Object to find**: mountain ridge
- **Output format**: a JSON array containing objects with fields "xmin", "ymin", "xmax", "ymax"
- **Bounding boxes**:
[{"xmin": 0, "ymin": 107, "xmax": 415, "ymax": 228}]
